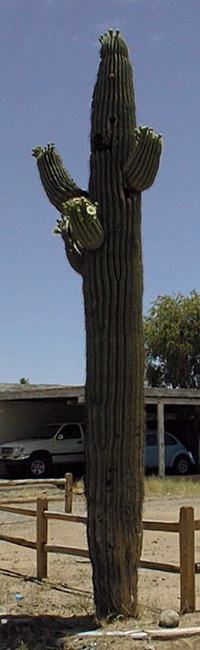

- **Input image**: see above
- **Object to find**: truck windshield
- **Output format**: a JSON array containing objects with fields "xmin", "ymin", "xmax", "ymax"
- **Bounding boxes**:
[{"xmin": 33, "ymin": 425, "xmax": 61, "ymax": 439}]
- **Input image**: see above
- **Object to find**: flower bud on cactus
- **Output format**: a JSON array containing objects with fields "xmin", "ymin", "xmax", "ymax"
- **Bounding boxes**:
[{"xmin": 61, "ymin": 197, "xmax": 104, "ymax": 251}]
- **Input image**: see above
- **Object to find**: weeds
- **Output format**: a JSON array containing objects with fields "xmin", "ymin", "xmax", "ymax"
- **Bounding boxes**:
[
  {"xmin": 145, "ymin": 475, "xmax": 200, "ymax": 498},
  {"xmin": 74, "ymin": 476, "xmax": 200, "ymax": 499}
]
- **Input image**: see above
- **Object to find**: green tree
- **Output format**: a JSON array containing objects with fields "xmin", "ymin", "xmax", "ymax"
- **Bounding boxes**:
[{"xmin": 144, "ymin": 291, "xmax": 200, "ymax": 388}]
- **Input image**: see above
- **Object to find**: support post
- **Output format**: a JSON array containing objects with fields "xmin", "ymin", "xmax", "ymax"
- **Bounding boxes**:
[
  {"xmin": 179, "ymin": 506, "xmax": 195, "ymax": 613},
  {"xmin": 65, "ymin": 472, "xmax": 73, "ymax": 513},
  {"xmin": 197, "ymin": 430, "xmax": 200, "ymax": 466},
  {"xmin": 157, "ymin": 400, "xmax": 165, "ymax": 478},
  {"xmin": 36, "ymin": 497, "xmax": 48, "ymax": 580}
]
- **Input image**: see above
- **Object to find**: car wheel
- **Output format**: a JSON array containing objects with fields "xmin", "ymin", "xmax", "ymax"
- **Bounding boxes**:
[
  {"xmin": 173, "ymin": 455, "xmax": 190, "ymax": 475},
  {"xmin": 28, "ymin": 453, "xmax": 52, "ymax": 478}
]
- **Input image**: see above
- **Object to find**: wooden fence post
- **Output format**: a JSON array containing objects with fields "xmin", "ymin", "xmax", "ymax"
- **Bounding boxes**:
[
  {"xmin": 36, "ymin": 497, "xmax": 48, "ymax": 580},
  {"xmin": 179, "ymin": 506, "xmax": 195, "ymax": 613},
  {"xmin": 65, "ymin": 473, "xmax": 73, "ymax": 513},
  {"xmin": 157, "ymin": 400, "xmax": 165, "ymax": 478}
]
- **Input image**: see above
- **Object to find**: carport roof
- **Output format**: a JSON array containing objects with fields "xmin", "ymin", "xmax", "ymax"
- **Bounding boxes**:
[
  {"xmin": 0, "ymin": 384, "xmax": 85, "ymax": 401},
  {"xmin": 0, "ymin": 384, "xmax": 200, "ymax": 405}
]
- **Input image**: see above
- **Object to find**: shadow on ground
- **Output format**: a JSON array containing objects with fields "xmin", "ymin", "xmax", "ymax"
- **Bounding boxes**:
[{"xmin": 0, "ymin": 612, "xmax": 98, "ymax": 649}]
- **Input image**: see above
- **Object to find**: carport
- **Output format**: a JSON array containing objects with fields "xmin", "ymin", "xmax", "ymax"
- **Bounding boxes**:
[
  {"xmin": 0, "ymin": 383, "xmax": 85, "ymax": 444},
  {"xmin": 145, "ymin": 387, "xmax": 200, "ymax": 477},
  {"xmin": 0, "ymin": 383, "xmax": 200, "ymax": 478}
]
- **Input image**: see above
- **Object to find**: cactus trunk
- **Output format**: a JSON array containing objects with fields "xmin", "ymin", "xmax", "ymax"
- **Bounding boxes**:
[
  {"xmin": 33, "ymin": 27, "xmax": 162, "ymax": 619},
  {"xmin": 83, "ymin": 31, "xmax": 144, "ymax": 616},
  {"xmin": 83, "ymin": 193, "xmax": 144, "ymax": 616}
]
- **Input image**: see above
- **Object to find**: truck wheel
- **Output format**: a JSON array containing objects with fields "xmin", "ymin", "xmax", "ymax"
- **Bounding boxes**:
[
  {"xmin": 28, "ymin": 453, "xmax": 52, "ymax": 478},
  {"xmin": 173, "ymin": 455, "xmax": 190, "ymax": 475}
]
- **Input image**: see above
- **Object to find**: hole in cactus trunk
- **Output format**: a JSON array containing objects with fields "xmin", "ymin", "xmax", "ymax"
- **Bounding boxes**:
[
  {"xmin": 92, "ymin": 133, "xmax": 111, "ymax": 152},
  {"xmin": 124, "ymin": 186, "xmax": 132, "ymax": 198},
  {"xmin": 109, "ymin": 115, "xmax": 116, "ymax": 124}
]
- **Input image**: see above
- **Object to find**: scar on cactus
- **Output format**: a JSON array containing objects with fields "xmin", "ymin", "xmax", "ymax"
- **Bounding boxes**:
[{"xmin": 33, "ymin": 29, "xmax": 163, "ymax": 617}]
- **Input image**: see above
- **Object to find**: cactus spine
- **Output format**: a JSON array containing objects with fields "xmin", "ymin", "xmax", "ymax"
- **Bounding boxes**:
[{"xmin": 33, "ymin": 29, "xmax": 162, "ymax": 617}]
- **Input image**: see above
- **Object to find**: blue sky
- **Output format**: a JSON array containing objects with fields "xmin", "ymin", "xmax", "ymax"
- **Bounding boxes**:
[{"xmin": 0, "ymin": 0, "xmax": 200, "ymax": 385}]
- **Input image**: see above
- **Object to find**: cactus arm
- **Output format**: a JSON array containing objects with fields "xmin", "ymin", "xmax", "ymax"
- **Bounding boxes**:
[
  {"xmin": 33, "ymin": 146, "xmax": 104, "ymax": 260},
  {"xmin": 61, "ymin": 197, "xmax": 104, "ymax": 251},
  {"xmin": 123, "ymin": 126, "xmax": 163, "ymax": 192},
  {"xmin": 53, "ymin": 195, "xmax": 104, "ymax": 273},
  {"xmin": 54, "ymin": 214, "xmax": 85, "ymax": 275},
  {"xmin": 64, "ymin": 240, "xmax": 85, "ymax": 275},
  {"xmin": 32, "ymin": 144, "xmax": 88, "ymax": 212}
]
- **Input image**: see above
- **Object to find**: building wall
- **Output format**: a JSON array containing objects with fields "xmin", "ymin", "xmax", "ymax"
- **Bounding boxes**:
[{"xmin": 0, "ymin": 399, "xmax": 86, "ymax": 443}]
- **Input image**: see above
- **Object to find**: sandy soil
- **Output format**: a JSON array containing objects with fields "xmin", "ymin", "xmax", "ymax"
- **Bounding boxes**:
[{"xmin": 0, "ymin": 483, "xmax": 200, "ymax": 649}]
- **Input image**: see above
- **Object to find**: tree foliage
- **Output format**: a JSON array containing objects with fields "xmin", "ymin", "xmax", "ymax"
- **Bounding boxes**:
[{"xmin": 144, "ymin": 291, "xmax": 200, "ymax": 388}]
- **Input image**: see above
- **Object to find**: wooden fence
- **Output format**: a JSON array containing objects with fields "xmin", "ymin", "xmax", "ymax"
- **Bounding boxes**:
[
  {"xmin": 0, "ymin": 473, "xmax": 73, "ymax": 511},
  {"xmin": 0, "ymin": 476, "xmax": 198, "ymax": 613}
]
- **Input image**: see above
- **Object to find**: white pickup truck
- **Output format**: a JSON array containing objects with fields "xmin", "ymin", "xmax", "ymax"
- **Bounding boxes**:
[{"xmin": 0, "ymin": 422, "xmax": 85, "ymax": 478}]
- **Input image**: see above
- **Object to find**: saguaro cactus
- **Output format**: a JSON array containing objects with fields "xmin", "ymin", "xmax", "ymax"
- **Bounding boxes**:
[{"xmin": 33, "ymin": 29, "xmax": 162, "ymax": 617}]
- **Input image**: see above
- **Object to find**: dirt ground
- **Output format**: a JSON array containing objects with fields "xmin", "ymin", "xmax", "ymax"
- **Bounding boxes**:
[{"xmin": 1, "ymin": 483, "xmax": 200, "ymax": 649}]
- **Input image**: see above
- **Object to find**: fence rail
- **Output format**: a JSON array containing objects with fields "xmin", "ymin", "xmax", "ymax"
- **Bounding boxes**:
[
  {"xmin": 0, "ymin": 473, "xmax": 73, "ymax": 512},
  {"xmin": 0, "ymin": 478, "xmax": 66, "ymax": 487},
  {"xmin": 143, "ymin": 520, "xmax": 179, "ymax": 532},
  {"xmin": 0, "ymin": 533, "xmax": 36, "ymax": 550},
  {"xmin": 0, "ymin": 474, "xmax": 198, "ymax": 613}
]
